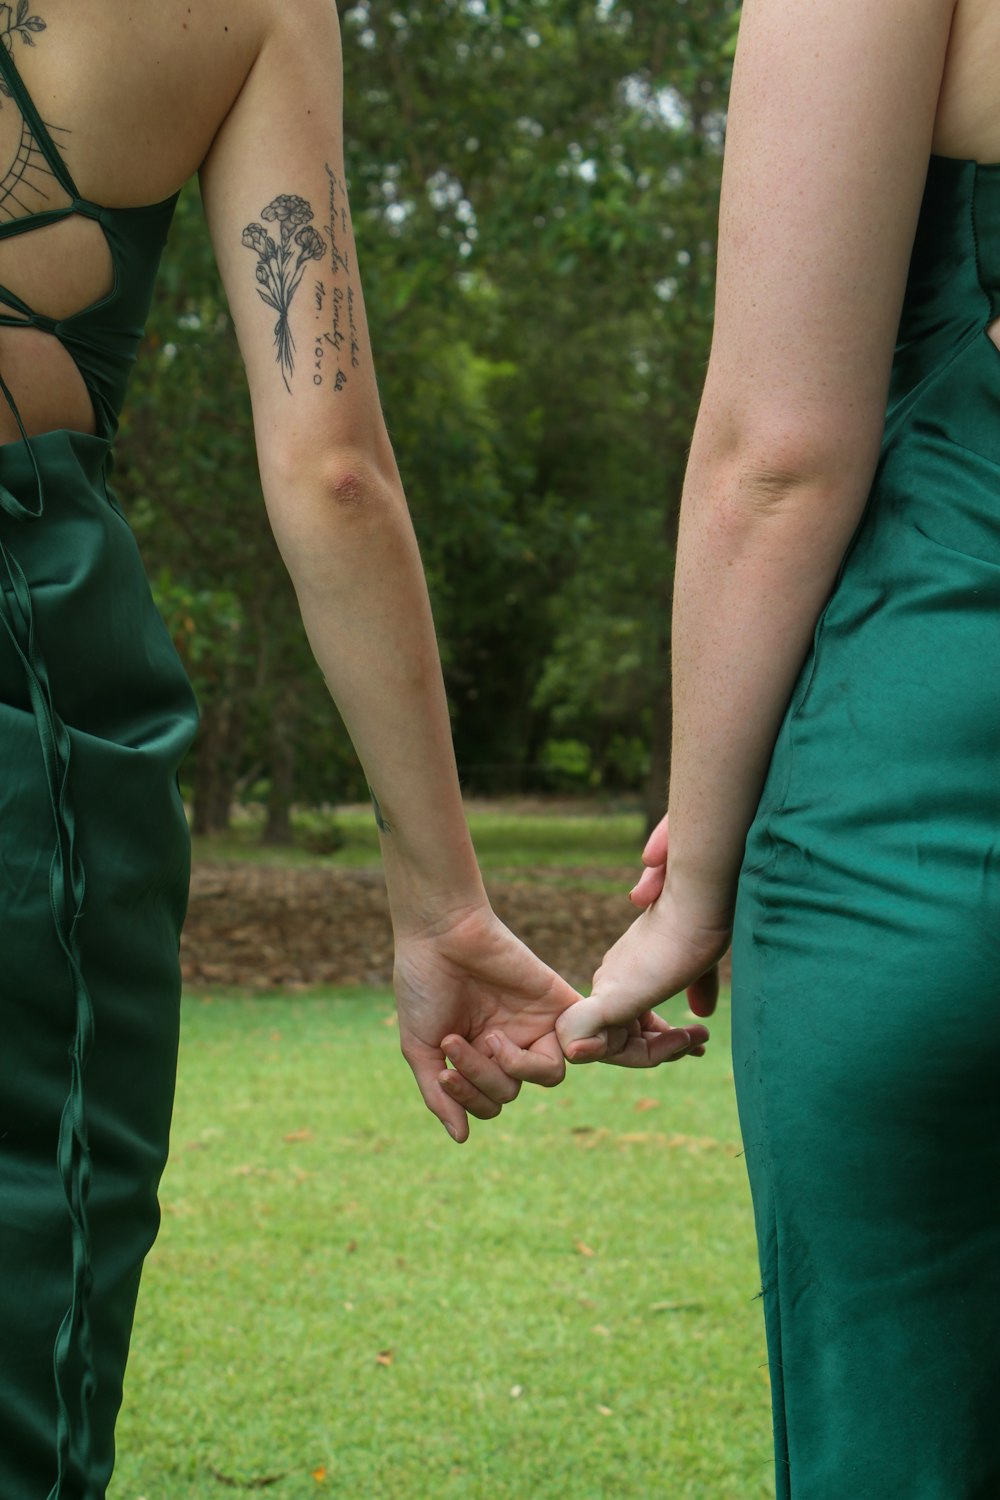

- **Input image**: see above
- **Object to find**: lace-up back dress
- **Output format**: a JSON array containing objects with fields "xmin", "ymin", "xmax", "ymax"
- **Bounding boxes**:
[{"xmin": 0, "ymin": 39, "xmax": 200, "ymax": 1500}]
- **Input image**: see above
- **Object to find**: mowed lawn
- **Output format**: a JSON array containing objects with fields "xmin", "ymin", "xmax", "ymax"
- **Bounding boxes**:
[
  {"xmin": 191, "ymin": 803, "xmax": 649, "ymax": 882},
  {"xmin": 109, "ymin": 985, "xmax": 774, "ymax": 1500}
]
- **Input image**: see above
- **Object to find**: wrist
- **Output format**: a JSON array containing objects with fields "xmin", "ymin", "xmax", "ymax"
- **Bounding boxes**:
[
  {"xmin": 383, "ymin": 858, "xmax": 490, "ymax": 940},
  {"xmin": 388, "ymin": 889, "xmax": 494, "ymax": 944},
  {"xmin": 660, "ymin": 860, "xmax": 738, "ymax": 930}
]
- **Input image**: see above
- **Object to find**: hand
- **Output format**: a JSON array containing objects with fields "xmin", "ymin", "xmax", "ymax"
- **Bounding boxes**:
[
  {"xmin": 393, "ymin": 901, "xmax": 580, "ymax": 1144},
  {"xmin": 623, "ymin": 811, "xmax": 725, "ymax": 1019},
  {"xmin": 454, "ymin": 814, "xmax": 718, "ymax": 1085},
  {"xmin": 556, "ymin": 837, "xmax": 732, "ymax": 1065},
  {"xmin": 628, "ymin": 810, "xmax": 672, "ymax": 910}
]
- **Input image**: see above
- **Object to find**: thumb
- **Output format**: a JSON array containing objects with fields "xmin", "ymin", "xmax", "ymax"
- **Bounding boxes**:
[{"xmin": 556, "ymin": 996, "xmax": 629, "ymax": 1063}]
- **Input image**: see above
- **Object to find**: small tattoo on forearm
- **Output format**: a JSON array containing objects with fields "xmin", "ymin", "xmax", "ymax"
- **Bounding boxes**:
[
  {"xmin": 242, "ymin": 193, "xmax": 325, "ymax": 392},
  {"xmin": 369, "ymin": 786, "xmax": 391, "ymax": 834}
]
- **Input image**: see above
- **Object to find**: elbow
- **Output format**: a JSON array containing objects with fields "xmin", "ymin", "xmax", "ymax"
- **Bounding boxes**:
[
  {"xmin": 318, "ymin": 452, "xmax": 402, "ymax": 515},
  {"xmin": 261, "ymin": 445, "xmax": 411, "ymax": 584},
  {"xmin": 692, "ymin": 414, "xmax": 881, "ymax": 525},
  {"xmin": 690, "ymin": 388, "xmax": 883, "ymax": 518},
  {"xmin": 263, "ymin": 441, "xmax": 407, "ymax": 522}
]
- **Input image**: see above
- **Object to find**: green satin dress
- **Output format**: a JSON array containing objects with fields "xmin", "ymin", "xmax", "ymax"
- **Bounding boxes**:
[
  {"xmin": 0, "ymin": 45, "xmax": 199, "ymax": 1500},
  {"xmin": 732, "ymin": 154, "xmax": 1000, "ymax": 1499}
]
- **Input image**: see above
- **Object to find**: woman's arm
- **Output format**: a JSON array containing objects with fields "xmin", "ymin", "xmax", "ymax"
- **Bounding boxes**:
[
  {"xmin": 197, "ymin": 0, "xmax": 586, "ymax": 1138},
  {"xmin": 199, "ymin": 2, "xmax": 485, "ymax": 932},
  {"xmin": 663, "ymin": 0, "xmax": 956, "ymax": 920},
  {"xmin": 489, "ymin": 0, "xmax": 960, "ymax": 1064}
]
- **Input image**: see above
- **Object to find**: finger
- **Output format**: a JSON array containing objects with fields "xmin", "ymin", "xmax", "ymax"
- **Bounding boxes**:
[
  {"xmin": 558, "ymin": 1023, "xmax": 634, "ymax": 1065},
  {"xmin": 641, "ymin": 812, "xmax": 669, "ymax": 868},
  {"xmin": 629, "ymin": 863, "xmax": 665, "ymax": 909},
  {"xmin": 403, "ymin": 1041, "xmax": 470, "ymax": 1144},
  {"xmin": 687, "ymin": 965, "xmax": 720, "ymax": 1018},
  {"xmin": 555, "ymin": 997, "xmax": 621, "ymax": 1063},
  {"xmin": 483, "ymin": 1030, "xmax": 566, "ymax": 1088},
  {"xmin": 438, "ymin": 1066, "xmax": 504, "ymax": 1121},
  {"xmin": 600, "ymin": 1025, "xmax": 699, "ymax": 1069},
  {"xmin": 441, "ymin": 1033, "xmax": 522, "ymax": 1105},
  {"xmin": 640, "ymin": 1013, "xmax": 711, "ymax": 1051}
]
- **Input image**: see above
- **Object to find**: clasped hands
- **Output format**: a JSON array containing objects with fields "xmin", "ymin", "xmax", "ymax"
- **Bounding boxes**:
[{"xmin": 393, "ymin": 816, "xmax": 734, "ymax": 1144}]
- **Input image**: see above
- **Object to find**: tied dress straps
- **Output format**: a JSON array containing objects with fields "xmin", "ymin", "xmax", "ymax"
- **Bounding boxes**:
[{"xmin": 0, "ymin": 41, "xmax": 200, "ymax": 1500}]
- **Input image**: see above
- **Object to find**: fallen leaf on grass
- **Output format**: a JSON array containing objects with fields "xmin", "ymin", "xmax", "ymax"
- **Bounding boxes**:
[
  {"xmin": 375, "ymin": 1349, "xmax": 394, "ymax": 1367},
  {"xmin": 596, "ymin": 1405, "xmax": 613, "ymax": 1417},
  {"xmin": 591, "ymin": 1324, "xmax": 611, "ymax": 1337},
  {"xmin": 381, "ymin": 1012, "xmax": 398, "ymax": 1027},
  {"xmin": 284, "ymin": 1129, "xmax": 313, "ymax": 1143},
  {"xmin": 208, "ymin": 1468, "xmax": 286, "ymax": 1489},
  {"xmin": 573, "ymin": 1128, "xmax": 610, "ymax": 1149},
  {"xmin": 635, "ymin": 1098, "xmax": 660, "ymax": 1112},
  {"xmin": 346, "ymin": 1240, "xmax": 358, "ymax": 1254},
  {"xmin": 575, "ymin": 1240, "xmax": 596, "ymax": 1258},
  {"xmin": 312, "ymin": 1467, "xmax": 327, "ymax": 1483},
  {"xmin": 510, "ymin": 1384, "xmax": 523, "ymax": 1398}
]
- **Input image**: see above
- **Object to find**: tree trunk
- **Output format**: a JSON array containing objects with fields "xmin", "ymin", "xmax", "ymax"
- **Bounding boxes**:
[
  {"xmin": 190, "ymin": 692, "xmax": 245, "ymax": 836},
  {"xmin": 261, "ymin": 701, "xmax": 297, "ymax": 846}
]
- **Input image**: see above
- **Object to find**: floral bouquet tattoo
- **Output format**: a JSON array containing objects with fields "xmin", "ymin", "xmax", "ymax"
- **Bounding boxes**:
[{"xmin": 242, "ymin": 194, "xmax": 325, "ymax": 392}]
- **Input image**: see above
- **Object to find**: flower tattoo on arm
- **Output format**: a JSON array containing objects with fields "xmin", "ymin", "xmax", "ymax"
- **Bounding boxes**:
[{"xmin": 242, "ymin": 194, "xmax": 325, "ymax": 393}]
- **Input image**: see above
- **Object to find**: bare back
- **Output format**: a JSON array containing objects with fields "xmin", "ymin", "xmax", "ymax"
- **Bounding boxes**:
[{"xmin": 0, "ymin": 0, "xmax": 261, "ymax": 442}]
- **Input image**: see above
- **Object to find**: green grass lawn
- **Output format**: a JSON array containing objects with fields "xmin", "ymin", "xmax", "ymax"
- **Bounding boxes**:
[
  {"xmin": 191, "ymin": 803, "xmax": 647, "ymax": 881},
  {"xmin": 109, "ymin": 986, "xmax": 774, "ymax": 1500}
]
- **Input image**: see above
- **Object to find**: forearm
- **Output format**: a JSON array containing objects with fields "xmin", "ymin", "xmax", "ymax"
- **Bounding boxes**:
[
  {"xmin": 264, "ymin": 453, "xmax": 486, "ymax": 932},
  {"xmin": 665, "ymin": 422, "xmax": 877, "ymax": 914}
]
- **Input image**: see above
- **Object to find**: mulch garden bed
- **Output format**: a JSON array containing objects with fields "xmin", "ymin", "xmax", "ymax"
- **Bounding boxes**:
[{"xmin": 180, "ymin": 861, "xmax": 731, "ymax": 996}]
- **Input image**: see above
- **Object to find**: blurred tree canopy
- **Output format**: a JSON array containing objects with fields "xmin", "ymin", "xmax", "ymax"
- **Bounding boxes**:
[{"xmin": 116, "ymin": 0, "xmax": 739, "ymax": 837}]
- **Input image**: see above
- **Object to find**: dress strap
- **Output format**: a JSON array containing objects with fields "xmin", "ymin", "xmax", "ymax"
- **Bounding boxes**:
[
  {"xmin": 0, "ymin": 40, "xmax": 80, "ymax": 200},
  {"xmin": 0, "ymin": 373, "xmax": 97, "ymax": 1498}
]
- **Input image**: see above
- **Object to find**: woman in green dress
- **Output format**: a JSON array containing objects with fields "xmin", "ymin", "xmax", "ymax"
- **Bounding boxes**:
[
  {"xmin": 464, "ymin": 0, "xmax": 1000, "ymax": 1493},
  {"xmin": 0, "ymin": 3, "xmax": 707, "ymax": 1495}
]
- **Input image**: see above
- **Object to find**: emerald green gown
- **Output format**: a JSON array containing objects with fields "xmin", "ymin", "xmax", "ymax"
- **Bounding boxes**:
[
  {"xmin": 732, "ymin": 154, "xmax": 1000, "ymax": 1498},
  {"xmin": 0, "ymin": 45, "xmax": 199, "ymax": 1500}
]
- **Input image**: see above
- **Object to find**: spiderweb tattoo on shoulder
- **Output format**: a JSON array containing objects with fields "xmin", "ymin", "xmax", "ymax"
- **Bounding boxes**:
[{"xmin": 0, "ymin": 4, "xmax": 72, "ymax": 227}]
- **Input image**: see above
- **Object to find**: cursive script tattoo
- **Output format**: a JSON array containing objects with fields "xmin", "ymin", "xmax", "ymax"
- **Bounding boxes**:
[
  {"xmin": 242, "ymin": 194, "xmax": 325, "ymax": 392},
  {"xmin": 307, "ymin": 161, "xmax": 364, "ymax": 394}
]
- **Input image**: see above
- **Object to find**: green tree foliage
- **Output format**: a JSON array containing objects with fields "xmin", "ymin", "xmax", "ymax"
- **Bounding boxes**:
[{"xmin": 116, "ymin": 0, "xmax": 737, "ymax": 837}]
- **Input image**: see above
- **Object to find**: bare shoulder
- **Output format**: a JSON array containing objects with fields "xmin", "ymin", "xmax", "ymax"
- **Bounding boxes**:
[
  {"xmin": 933, "ymin": 0, "xmax": 1000, "ymax": 160},
  {"xmin": 0, "ymin": 0, "xmax": 275, "ymax": 204}
]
